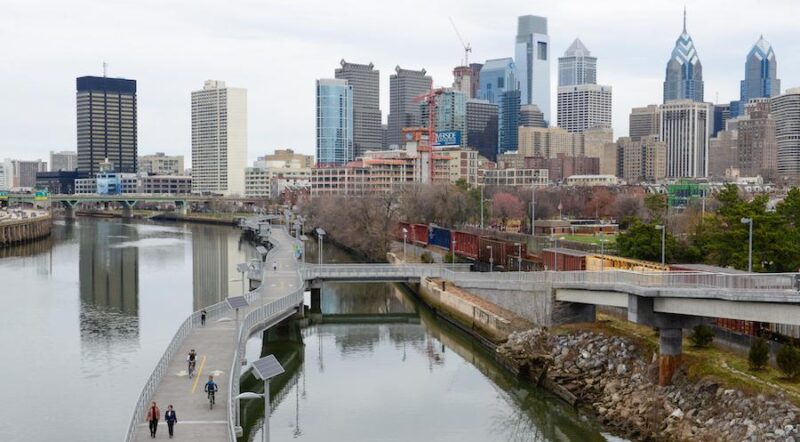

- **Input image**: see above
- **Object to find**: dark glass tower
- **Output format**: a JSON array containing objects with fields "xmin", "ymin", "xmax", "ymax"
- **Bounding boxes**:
[
  {"xmin": 76, "ymin": 76, "xmax": 138, "ymax": 177},
  {"xmin": 731, "ymin": 36, "xmax": 780, "ymax": 118},
  {"xmin": 663, "ymin": 10, "xmax": 703, "ymax": 103}
]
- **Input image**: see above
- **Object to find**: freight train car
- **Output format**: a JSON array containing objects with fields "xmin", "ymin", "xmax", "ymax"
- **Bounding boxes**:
[
  {"xmin": 452, "ymin": 230, "xmax": 479, "ymax": 260},
  {"xmin": 586, "ymin": 255, "xmax": 668, "ymax": 272},
  {"xmin": 428, "ymin": 225, "xmax": 452, "ymax": 250},
  {"xmin": 540, "ymin": 248, "xmax": 590, "ymax": 271},
  {"xmin": 410, "ymin": 224, "xmax": 429, "ymax": 246}
]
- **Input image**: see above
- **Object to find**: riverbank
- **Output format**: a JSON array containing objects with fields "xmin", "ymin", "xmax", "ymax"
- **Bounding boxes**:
[{"xmin": 0, "ymin": 211, "xmax": 52, "ymax": 247}]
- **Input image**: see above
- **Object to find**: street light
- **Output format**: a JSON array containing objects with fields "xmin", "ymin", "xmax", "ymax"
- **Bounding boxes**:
[
  {"xmin": 315, "ymin": 228, "xmax": 326, "ymax": 265},
  {"xmin": 741, "ymin": 218, "xmax": 753, "ymax": 272},
  {"xmin": 299, "ymin": 235, "xmax": 309, "ymax": 264},
  {"xmin": 655, "ymin": 225, "xmax": 665, "ymax": 266},
  {"xmin": 235, "ymin": 355, "xmax": 285, "ymax": 442},
  {"xmin": 402, "ymin": 228, "xmax": 408, "ymax": 261},
  {"xmin": 487, "ymin": 245, "xmax": 493, "ymax": 272},
  {"xmin": 480, "ymin": 185, "xmax": 485, "ymax": 229},
  {"xmin": 515, "ymin": 242, "xmax": 522, "ymax": 272}
]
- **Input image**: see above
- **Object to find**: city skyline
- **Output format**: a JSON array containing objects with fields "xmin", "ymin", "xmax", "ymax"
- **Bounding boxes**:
[{"xmin": 2, "ymin": 0, "xmax": 799, "ymax": 163}]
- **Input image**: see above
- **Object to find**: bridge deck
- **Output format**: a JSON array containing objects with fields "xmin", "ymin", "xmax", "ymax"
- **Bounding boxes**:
[{"xmin": 132, "ymin": 227, "xmax": 300, "ymax": 441}]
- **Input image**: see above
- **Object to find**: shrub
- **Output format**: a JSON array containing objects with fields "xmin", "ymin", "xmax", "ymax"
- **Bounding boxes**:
[
  {"xmin": 443, "ymin": 252, "xmax": 455, "ymax": 263},
  {"xmin": 748, "ymin": 337, "xmax": 770, "ymax": 371},
  {"xmin": 420, "ymin": 251, "xmax": 434, "ymax": 264},
  {"xmin": 776, "ymin": 344, "xmax": 800, "ymax": 379},
  {"xmin": 689, "ymin": 324, "xmax": 714, "ymax": 348}
]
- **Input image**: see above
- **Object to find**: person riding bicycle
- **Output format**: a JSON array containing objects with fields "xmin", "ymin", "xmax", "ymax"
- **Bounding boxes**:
[
  {"xmin": 204, "ymin": 375, "xmax": 218, "ymax": 402},
  {"xmin": 187, "ymin": 349, "xmax": 197, "ymax": 377}
]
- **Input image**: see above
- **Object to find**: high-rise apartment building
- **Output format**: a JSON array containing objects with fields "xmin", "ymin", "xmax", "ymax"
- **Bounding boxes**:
[
  {"xmin": 478, "ymin": 58, "xmax": 516, "ymax": 105},
  {"xmin": 50, "ymin": 151, "xmax": 77, "ymax": 171},
  {"xmin": 139, "ymin": 152, "xmax": 184, "ymax": 176},
  {"xmin": 514, "ymin": 15, "xmax": 551, "ymax": 124},
  {"xmin": 737, "ymin": 99, "xmax": 777, "ymax": 178},
  {"xmin": 732, "ymin": 36, "xmax": 781, "ymax": 118},
  {"xmin": 5, "ymin": 159, "xmax": 47, "ymax": 188},
  {"xmin": 771, "ymin": 88, "xmax": 800, "ymax": 179},
  {"xmin": 499, "ymin": 90, "xmax": 521, "ymax": 154},
  {"xmin": 629, "ymin": 105, "xmax": 661, "ymax": 141},
  {"xmin": 466, "ymin": 99, "xmax": 499, "ymax": 161},
  {"xmin": 76, "ymin": 76, "xmax": 137, "ymax": 177},
  {"xmin": 614, "ymin": 136, "xmax": 667, "ymax": 182},
  {"xmin": 557, "ymin": 84, "xmax": 612, "ymax": 133},
  {"xmin": 387, "ymin": 67, "xmax": 432, "ymax": 147},
  {"xmin": 431, "ymin": 90, "xmax": 467, "ymax": 145},
  {"xmin": 519, "ymin": 104, "xmax": 546, "ymax": 128},
  {"xmin": 663, "ymin": 11, "xmax": 703, "ymax": 103},
  {"xmin": 558, "ymin": 38, "xmax": 596, "ymax": 87},
  {"xmin": 659, "ymin": 100, "xmax": 711, "ymax": 177},
  {"xmin": 453, "ymin": 63, "xmax": 482, "ymax": 99},
  {"xmin": 708, "ymin": 129, "xmax": 739, "ymax": 178},
  {"xmin": 191, "ymin": 80, "xmax": 248, "ymax": 195},
  {"xmin": 316, "ymin": 78, "xmax": 354, "ymax": 166},
  {"xmin": 335, "ymin": 60, "xmax": 382, "ymax": 157}
]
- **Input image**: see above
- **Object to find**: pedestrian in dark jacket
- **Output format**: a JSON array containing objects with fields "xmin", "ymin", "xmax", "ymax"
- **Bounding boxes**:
[
  {"xmin": 165, "ymin": 405, "xmax": 178, "ymax": 438},
  {"xmin": 201, "ymin": 309, "xmax": 207, "ymax": 326},
  {"xmin": 146, "ymin": 401, "xmax": 160, "ymax": 438}
]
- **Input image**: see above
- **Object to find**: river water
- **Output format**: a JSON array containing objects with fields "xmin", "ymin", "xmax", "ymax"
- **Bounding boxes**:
[{"xmin": 0, "ymin": 218, "xmax": 618, "ymax": 441}]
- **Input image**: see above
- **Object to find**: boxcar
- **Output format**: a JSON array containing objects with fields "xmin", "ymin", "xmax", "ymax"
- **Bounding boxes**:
[
  {"xmin": 540, "ymin": 248, "xmax": 590, "ymax": 271},
  {"xmin": 410, "ymin": 224, "xmax": 429, "ymax": 246},
  {"xmin": 452, "ymin": 230, "xmax": 479, "ymax": 260},
  {"xmin": 428, "ymin": 225, "xmax": 452, "ymax": 250}
]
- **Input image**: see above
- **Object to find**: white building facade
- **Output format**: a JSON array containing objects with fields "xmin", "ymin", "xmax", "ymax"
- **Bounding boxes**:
[{"xmin": 659, "ymin": 100, "xmax": 711, "ymax": 178}]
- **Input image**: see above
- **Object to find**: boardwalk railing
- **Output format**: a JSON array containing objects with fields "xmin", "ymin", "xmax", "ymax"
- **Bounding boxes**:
[{"xmin": 124, "ymin": 298, "xmax": 232, "ymax": 442}]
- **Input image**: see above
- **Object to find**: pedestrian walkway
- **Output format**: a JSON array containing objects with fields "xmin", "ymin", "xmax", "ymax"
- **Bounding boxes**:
[{"xmin": 131, "ymin": 225, "xmax": 301, "ymax": 441}]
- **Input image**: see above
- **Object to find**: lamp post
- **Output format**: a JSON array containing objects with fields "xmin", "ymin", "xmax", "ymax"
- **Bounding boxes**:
[
  {"xmin": 515, "ymin": 242, "xmax": 522, "ymax": 272},
  {"xmin": 315, "ymin": 228, "xmax": 326, "ymax": 265},
  {"xmin": 480, "ymin": 185, "xmax": 485, "ymax": 229},
  {"xmin": 451, "ymin": 238, "xmax": 457, "ymax": 272},
  {"xmin": 236, "ymin": 355, "xmax": 285, "ymax": 442},
  {"xmin": 299, "ymin": 235, "xmax": 308, "ymax": 264},
  {"xmin": 402, "ymin": 228, "xmax": 408, "ymax": 261},
  {"xmin": 655, "ymin": 225, "xmax": 665, "ymax": 266},
  {"xmin": 487, "ymin": 245, "xmax": 493, "ymax": 272},
  {"xmin": 531, "ymin": 183, "xmax": 536, "ymax": 236},
  {"xmin": 741, "ymin": 217, "xmax": 753, "ymax": 272}
]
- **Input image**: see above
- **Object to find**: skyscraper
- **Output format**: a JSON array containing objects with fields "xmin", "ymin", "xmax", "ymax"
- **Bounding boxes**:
[
  {"xmin": 514, "ymin": 15, "xmax": 551, "ymax": 124},
  {"xmin": 712, "ymin": 103, "xmax": 731, "ymax": 136},
  {"xmin": 76, "ymin": 76, "xmax": 137, "ymax": 177},
  {"xmin": 335, "ymin": 60, "xmax": 382, "ymax": 157},
  {"xmin": 191, "ymin": 80, "xmax": 248, "ymax": 195},
  {"xmin": 50, "ymin": 151, "xmax": 77, "ymax": 171},
  {"xmin": 519, "ymin": 104, "xmax": 546, "ymax": 128},
  {"xmin": 558, "ymin": 38, "xmax": 596, "ymax": 87},
  {"xmin": 466, "ymin": 99, "xmax": 499, "ymax": 161},
  {"xmin": 478, "ymin": 58, "xmax": 516, "ymax": 105},
  {"xmin": 737, "ymin": 99, "xmax": 777, "ymax": 178},
  {"xmin": 660, "ymin": 100, "xmax": 711, "ymax": 177},
  {"xmin": 771, "ymin": 88, "xmax": 800, "ymax": 179},
  {"xmin": 615, "ymin": 136, "xmax": 667, "ymax": 183},
  {"xmin": 663, "ymin": 9, "xmax": 704, "ymax": 103},
  {"xmin": 499, "ymin": 90, "xmax": 521, "ymax": 154},
  {"xmin": 732, "ymin": 35, "xmax": 781, "ymax": 118},
  {"xmin": 423, "ymin": 90, "xmax": 466, "ymax": 145},
  {"xmin": 387, "ymin": 66, "xmax": 432, "ymax": 147},
  {"xmin": 316, "ymin": 79, "xmax": 353, "ymax": 166},
  {"xmin": 629, "ymin": 105, "xmax": 661, "ymax": 142}
]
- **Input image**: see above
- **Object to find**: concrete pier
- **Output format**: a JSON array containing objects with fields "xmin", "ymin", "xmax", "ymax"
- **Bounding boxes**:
[{"xmin": 0, "ymin": 213, "xmax": 53, "ymax": 247}]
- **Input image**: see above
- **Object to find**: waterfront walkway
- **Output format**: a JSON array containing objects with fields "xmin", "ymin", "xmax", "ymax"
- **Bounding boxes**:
[{"xmin": 131, "ymin": 226, "xmax": 301, "ymax": 441}]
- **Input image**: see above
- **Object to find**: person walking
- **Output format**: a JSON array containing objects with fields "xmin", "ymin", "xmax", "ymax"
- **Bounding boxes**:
[
  {"xmin": 272, "ymin": 261, "xmax": 278, "ymax": 271},
  {"xmin": 200, "ymin": 309, "xmax": 207, "ymax": 326},
  {"xmin": 146, "ymin": 401, "xmax": 160, "ymax": 438},
  {"xmin": 164, "ymin": 405, "xmax": 177, "ymax": 439}
]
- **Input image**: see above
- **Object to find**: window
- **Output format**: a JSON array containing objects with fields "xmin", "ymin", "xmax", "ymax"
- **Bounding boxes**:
[{"xmin": 537, "ymin": 42, "xmax": 547, "ymax": 60}]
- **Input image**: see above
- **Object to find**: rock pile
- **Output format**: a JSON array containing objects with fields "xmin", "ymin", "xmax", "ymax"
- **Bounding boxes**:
[{"xmin": 498, "ymin": 329, "xmax": 800, "ymax": 442}]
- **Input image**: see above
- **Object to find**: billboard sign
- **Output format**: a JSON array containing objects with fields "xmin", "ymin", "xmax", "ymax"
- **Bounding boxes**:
[
  {"xmin": 0, "ymin": 191, "xmax": 8, "ymax": 200},
  {"xmin": 34, "ymin": 190, "xmax": 49, "ymax": 201},
  {"xmin": 434, "ymin": 131, "xmax": 461, "ymax": 147}
]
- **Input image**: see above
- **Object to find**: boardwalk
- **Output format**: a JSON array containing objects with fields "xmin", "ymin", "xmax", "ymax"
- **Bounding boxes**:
[{"xmin": 131, "ymin": 226, "xmax": 301, "ymax": 441}]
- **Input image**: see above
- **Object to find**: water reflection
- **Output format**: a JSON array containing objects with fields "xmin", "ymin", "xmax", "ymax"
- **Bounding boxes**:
[{"xmin": 193, "ymin": 224, "xmax": 258, "ymax": 309}]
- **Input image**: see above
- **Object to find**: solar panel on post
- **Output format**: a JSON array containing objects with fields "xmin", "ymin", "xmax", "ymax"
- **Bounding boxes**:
[
  {"xmin": 227, "ymin": 296, "xmax": 249, "ymax": 309},
  {"xmin": 236, "ymin": 263, "xmax": 249, "ymax": 273},
  {"xmin": 252, "ymin": 355, "xmax": 285, "ymax": 381}
]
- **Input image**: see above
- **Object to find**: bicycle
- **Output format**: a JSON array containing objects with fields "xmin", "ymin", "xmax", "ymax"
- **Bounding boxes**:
[
  {"xmin": 207, "ymin": 390, "xmax": 216, "ymax": 409},
  {"xmin": 188, "ymin": 360, "xmax": 196, "ymax": 379}
]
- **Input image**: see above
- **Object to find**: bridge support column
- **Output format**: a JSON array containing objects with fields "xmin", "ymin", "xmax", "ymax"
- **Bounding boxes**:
[
  {"xmin": 659, "ymin": 328, "xmax": 683, "ymax": 386},
  {"xmin": 61, "ymin": 200, "xmax": 78, "ymax": 220},
  {"xmin": 174, "ymin": 200, "xmax": 188, "ymax": 216},
  {"xmin": 310, "ymin": 288, "xmax": 322, "ymax": 315},
  {"xmin": 120, "ymin": 200, "xmax": 137, "ymax": 219}
]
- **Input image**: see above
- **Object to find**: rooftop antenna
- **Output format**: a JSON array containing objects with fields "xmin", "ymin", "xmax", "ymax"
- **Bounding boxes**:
[
  {"xmin": 683, "ymin": 5, "xmax": 687, "ymax": 33},
  {"xmin": 448, "ymin": 17, "xmax": 472, "ymax": 66},
  {"xmin": 103, "ymin": 61, "xmax": 108, "ymax": 77}
]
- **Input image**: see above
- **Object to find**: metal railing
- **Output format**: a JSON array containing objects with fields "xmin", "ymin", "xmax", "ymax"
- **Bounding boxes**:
[{"xmin": 300, "ymin": 263, "xmax": 472, "ymax": 281}]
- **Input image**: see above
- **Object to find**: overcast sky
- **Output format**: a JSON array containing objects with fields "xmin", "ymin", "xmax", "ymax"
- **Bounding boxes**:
[{"xmin": 2, "ymin": 0, "xmax": 798, "ymax": 164}]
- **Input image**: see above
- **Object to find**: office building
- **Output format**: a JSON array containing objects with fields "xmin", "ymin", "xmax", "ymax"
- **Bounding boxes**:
[
  {"xmin": 520, "ymin": 104, "xmax": 546, "ymax": 128},
  {"xmin": 615, "ymin": 136, "xmax": 667, "ymax": 182},
  {"xmin": 138, "ymin": 175, "xmax": 193, "ymax": 194},
  {"xmin": 253, "ymin": 149, "xmax": 313, "ymax": 169},
  {"xmin": 713, "ymin": 103, "xmax": 731, "ymax": 137},
  {"xmin": 515, "ymin": 15, "xmax": 551, "ymax": 123},
  {"xmin": 737, "ymin": 99, "xmax": 777, "ymax": 178},
  {"xmin": 557, "ymin": 84, "xmax": 612, "ymax": 133},
  {"xmin": 335, "ymin": 60, "xmax": 383, "ymax": 157},
  {"xmin": 381, "ymin": 124, "xmax": 388, "ymax": 149},
  {"xmin": 483, "ymin": 168, "xmax": 548, "ymax": 186},
  {"xmin": 466, "ymin": 99, "xmax": 499, "ymax": 161},
  {"xmin": 387, "ymin": 67, "xmax": 432, "ymax": 147},
  {"xmin": 0, "ymin": 161, "xmax": 9, "ymax": 190},
  {"xmin": 629, "ymin": 105, "xmax": 661, "ymax": 142},
  {"xmin": 245, "ymin": 167, "xmax": 311, "ymax": 198},
  {"xmin": 36, "ymin": 171, "xmax": 78, "ymax": 194},
  {"xmin": 524, "ymin": 154, "xmax": 599, "ymax": 182},
  {"xmin": 139, "ymin": 152, "xmax": 184, "ymax": 176},
  {"xmin": 663, "ymin": 10, "xmax": 703, "ymax": 103},
  {"xmin": 559, "ymin": 38, "xmax": 596, "ymax": 87},
  {"xmin": 76, "ymin": 76, "xmax": 138, "ymax": 177},
  {"xmin": 499, "ymin": 90, "xmax": 520, "ymax": 154},
  {"xmin": 5, "ymin": 159, "xmax": 47, "ymax": 188},
  {"xmin": 660, "ymin": 100, "xmax": 711, "ymax": 177},
  {"xmin": 420, "ymin": 90, "xmax": 466, "ymax": 145},
  {"xmin": 708, "ymin": 129, "xmax": 739, "ymax": 178},
  {"xmin": 50, "ymin": 151, "xmax": 77, "ymax": 172},
  {"xmin": 453, "ymin": 63, "xmax": 482, "ymax": 99},
  {"xmin": 316, "ymin": 78, "xmax": 354, "ymax": 166},
  {"xmin": 478, "ymin": 58, "xmax": 516, "ymax": 105},
  {"xmin": 771, "ymin": 88, "xmax": 800, "ymax": 179},
  {"xmin": 732, "ymin": 35, "xmax": 781, "ymax": 118},
  {"xmin": 191, "ymin": 80, "xmax": 247, "ymax": 195}
]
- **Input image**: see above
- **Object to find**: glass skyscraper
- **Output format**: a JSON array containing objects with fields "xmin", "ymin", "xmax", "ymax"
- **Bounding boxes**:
[
  {"xmin": 663, "ymin": 10, "xmax": 703, "ymax": 103},
  {"xmin": 731, "ymin": 36, "xmax": 780, "ymax": 118},
  {"xmin": 558, "ymin": 38, "xmax": 596, "ymax": 87},
  {"xmin": 316, "ymin": 79, "xmax": 353, "ymax": 166},
  {"xmin": 477, "ymin": 58, "xmax": 516, "ymax": 105},
  {"xmin": 514, "ymin": 15, "xmax": 551, "ymax": 124},
  {"xmin": 499, "ymin": 90, "xmax": 521, "ymax": 154}
]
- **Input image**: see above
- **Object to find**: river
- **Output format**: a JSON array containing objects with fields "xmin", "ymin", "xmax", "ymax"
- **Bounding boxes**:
[{"xmin": 0, "ymin": 218, "xmax": 619, "ymax": 441}]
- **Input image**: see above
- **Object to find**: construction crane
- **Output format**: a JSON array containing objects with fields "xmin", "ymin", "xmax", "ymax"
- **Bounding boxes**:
[{"xmin": 448, "ymin": 17, "xmax": 472, "ymax": 66}]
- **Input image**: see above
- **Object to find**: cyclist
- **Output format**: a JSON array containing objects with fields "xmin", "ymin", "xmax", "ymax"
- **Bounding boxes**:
[
  {"xmin": 204, "ymin": 375, "xmax": 219, "ymax": 407},
  {"xmin": 187, "ymin": 349, "xmax": 197, "ymax": 378}
]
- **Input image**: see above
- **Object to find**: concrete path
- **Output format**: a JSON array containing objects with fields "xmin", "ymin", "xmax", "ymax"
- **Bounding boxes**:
[{"xmin": 133, "ymin": 226, "xmax": 301, "ymax": 441}]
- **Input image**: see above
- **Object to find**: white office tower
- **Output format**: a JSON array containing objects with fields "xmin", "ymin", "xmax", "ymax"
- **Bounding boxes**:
[
  {"xmin": 191, "ymin": 80, "xmax": 248, "ymax": 195},
  {"xmin": 514, "ymin": 15, "xmax": 551, "ymax": 125},
  {"xmin": 659, "ymin": 100, "xmax": 712, "ymax": 178}
]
